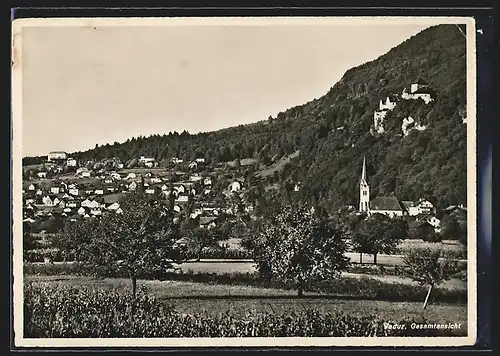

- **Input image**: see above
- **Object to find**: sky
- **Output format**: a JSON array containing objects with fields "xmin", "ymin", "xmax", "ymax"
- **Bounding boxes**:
[{"xmin": 17, "ymin": 18, "xmax": 437, "ymax": 157}]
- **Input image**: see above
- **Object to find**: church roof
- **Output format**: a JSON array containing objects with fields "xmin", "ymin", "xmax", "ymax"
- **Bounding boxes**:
[
  {"xmin": 401, "ymin": 200, "xmax": 414, "ymax": 209},
  {"xmin": 370, "ymin": 196, "xmax": 404, "ymax": 211},
  {"xmin": 415, "ymin": 77, "xmax": 429, "ymax": 85}
]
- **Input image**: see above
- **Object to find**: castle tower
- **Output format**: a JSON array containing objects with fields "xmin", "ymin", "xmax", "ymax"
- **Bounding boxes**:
[{"xmin": 359, "ymin": 156, "xmax": 370, "ymax": 213}]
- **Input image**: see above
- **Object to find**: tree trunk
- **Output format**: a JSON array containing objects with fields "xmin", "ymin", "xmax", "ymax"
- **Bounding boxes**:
[
  {"xmin": 131, "ymin": 275, "xmax": 137, "ymax": 298},
  {"xmin": 373, "ymin": 253, "xmax": 378, "ymax": 265},
  {"xmin": 196, "ymin": 245, "xmax": 205, "ymax": 262},
  {"xmin": 423, "ymin": 284, "xmax": 433, "ymax": 309},
  {"xmin": 360, "ymin": 252, "xmax": 363, "ymax": 264},
  {"xmin": 297, "ymin": 279, "xmax": 304, "ymax": 297}
]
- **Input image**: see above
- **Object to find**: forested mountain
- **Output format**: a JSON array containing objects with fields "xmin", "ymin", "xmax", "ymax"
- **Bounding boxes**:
[{"xmin": 24, "ymin": 24, "xmax": 468, "ymax": 212}]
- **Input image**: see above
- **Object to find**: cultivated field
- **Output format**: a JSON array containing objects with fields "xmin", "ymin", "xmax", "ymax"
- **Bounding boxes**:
[{"xmin": 25, "ymin": 275, "xmax": 467, "ymax": 331}]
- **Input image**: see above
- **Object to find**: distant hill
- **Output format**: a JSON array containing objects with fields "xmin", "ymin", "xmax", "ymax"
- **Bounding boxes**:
[{"xmin": 23, "ymin": 24, "xmax": 468, "ymax": 212}]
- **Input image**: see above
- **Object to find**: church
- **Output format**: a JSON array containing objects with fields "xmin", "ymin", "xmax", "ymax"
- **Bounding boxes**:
[{"xmin": 358, "ymin": 157, "xmax": 407, "ymax": 218}]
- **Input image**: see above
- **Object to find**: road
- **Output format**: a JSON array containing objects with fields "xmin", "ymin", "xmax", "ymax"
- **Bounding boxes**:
[{"xmin": 31, "ymin": 253, "xmax": 467, "ymax": 273}]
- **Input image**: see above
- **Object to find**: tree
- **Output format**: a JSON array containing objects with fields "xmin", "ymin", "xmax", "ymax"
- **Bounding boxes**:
[
  {"xmin": 440, "ymin": 214, "xmax": 465, "ymax": 241},
  {"xmin": 351, "ymin": 213, "xmax": 408, "ymax": 264},
  {"xmin": 64, "ymin": 192, "xmax": 187, "ymax": 297},
  {"xmin": 253, "ymin": 201, "xmax": 349, "ymax": 296},
  {"xmin": 184, "ymin": 225, "xmax": 230, "ymax": 261},
  {"xmin": 403, "ymin": 247, "xmax": 458, "ymax": 309}
]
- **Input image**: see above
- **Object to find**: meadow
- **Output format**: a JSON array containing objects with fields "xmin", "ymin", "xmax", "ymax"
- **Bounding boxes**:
[{"xmin": 24, "ymin": 275, "xmax": 467, "ymax": 337}]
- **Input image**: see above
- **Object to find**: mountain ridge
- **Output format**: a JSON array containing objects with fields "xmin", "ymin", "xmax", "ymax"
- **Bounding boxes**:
[{"xmin": 23, "ymin": 24, "xmax": 468, "ymax": 212}]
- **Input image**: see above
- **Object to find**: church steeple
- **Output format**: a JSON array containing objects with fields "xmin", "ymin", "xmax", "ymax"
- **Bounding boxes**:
[
  {"xmin": 361, "ymin": 156, "xmax": 367, "ymax": 182},
  {"xmin": 359, "ymin": 156, "xmax": 370, "ymax": 213}
]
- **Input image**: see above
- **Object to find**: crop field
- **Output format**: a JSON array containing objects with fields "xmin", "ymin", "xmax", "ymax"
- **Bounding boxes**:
[{"xmin": 24, "ymin": 275, "xmax": 467, "ymax": 337}]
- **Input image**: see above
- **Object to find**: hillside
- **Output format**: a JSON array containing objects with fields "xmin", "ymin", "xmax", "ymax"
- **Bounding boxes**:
[{"xmin": 23, "ymin": 24, "xmax": 468, "ymax": 212}]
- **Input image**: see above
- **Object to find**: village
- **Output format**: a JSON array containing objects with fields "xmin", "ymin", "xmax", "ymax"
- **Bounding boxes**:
[{"xmin": 22, "ymin": 147, "xmax": 467, "ymax": 247}]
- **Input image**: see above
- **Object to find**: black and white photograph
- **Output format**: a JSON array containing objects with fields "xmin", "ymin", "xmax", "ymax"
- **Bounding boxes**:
[{"xmin": 12, "ymin": 16, "xmax": 477, "ymax": 347}]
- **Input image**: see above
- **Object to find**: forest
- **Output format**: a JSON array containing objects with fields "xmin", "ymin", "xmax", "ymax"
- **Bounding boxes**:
[{"xmin": 23, "ymin": 24, "xmax": 468, "ymax": 212}]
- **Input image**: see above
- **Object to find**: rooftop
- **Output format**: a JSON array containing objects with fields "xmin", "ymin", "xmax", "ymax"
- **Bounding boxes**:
[{"xmin": 370, "ymin": 196, "xmax": 404, "ymax": 211}]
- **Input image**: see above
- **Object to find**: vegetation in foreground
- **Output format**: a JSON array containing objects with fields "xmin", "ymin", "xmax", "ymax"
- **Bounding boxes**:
[{"xmin": 24, "ymin": 283, "xmax": 465, "ymax": 338}]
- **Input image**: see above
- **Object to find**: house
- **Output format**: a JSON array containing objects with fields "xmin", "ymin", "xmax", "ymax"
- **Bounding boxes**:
[
  {"xmin": 25, "ymin": 198, "xmax": 35, "ymax": 205},
  {"xmin": 106, "ymin": 202, "xmax": 121, "ymax": 211},
  {"xmin": 128, "ymin": 181, "xmax": 138, "ymax": 191},
  {"xmin": 173, "ymin": 205, "xmax": 182, "ymax": 213},
  {"xmin": 409, "ymin": 220, "xmax": 436, "ymax": 239},
  {"xmin": 81, "ymin": 171, "xmax": 91, "ymax": 178},
  {"xmin": 48, "ymin": 151, "xmax": 68, "ymax": 161},
  {"xmin": 230, "ymin": 181, "xmax": 242, "ymax": 192},
  {"xmin": 204, "ymin": 177, "xmax": 212, "ymax": 186},
  {"xmin": 36, "ymin": 189, "xmax": 44, "ymax": 196},
  {"xmin": 67, "ymin": 158, "xmax": 77, "ymax": 167},
  {"xmin": 401, "ymin": 77, "xmax": 436, "ymax": 104},
  {"xmin": 145, "ymin": 187, "xmax": 159, "ymax": 194},
  {"xmin": 77, "ymin": 207, "xmax": 91, "ymax": 216},
  {"xmin": 189, "ymin": 161, "xmax": 198, "ymax": 170},
  {"xmin": 81, "ymin": 199, "xmax": 100, "ymax": 209},
  {"xmin": 402, "ymin": 199, "xmax": 435, "ymax": 216},
  {"xmin": 139, "ymin": 156, "xmax": 156, "ymax": 164},
  {"xmin": 189, "ymin": 174, "xmax": 202, "ymax": 182},
  {"xmin": 50, "ymin": 186, "xmax": 61, "ymax": 194},
  {"xmin": 174, "ymin": 185, "xmax": 186, "ymax": 194},
  {"xmin": 175, "ymin": 194, "xmax": 189, "ymax": 203},
  {"xmin": 94, "ymin": 189, "xmax": 104, "ymax": 195},
  {"xmin": 61, "ymin": 193, "xmax": 72, "ymax": 200},
  {"xmin": 69, "ymin": 188, "xmax": 80, "ymax": 196},
  {"xmin": 28, "ymin": 183, "xmax": 37, "ymax": 191},
  {"xmin": 195, "ymin": 158, "xmax": 205, "ymax": 163},
  {"xmin": 42, "ymin": 195, "xmax": 58, "ymax": 206},
  {"xmin": 150, "ymin": 177, "xmax": 162, "ymax": 184},
  {"xmin": 126, "ymin": 173, "xmax": 137, "ymax": 180},
  {"xmin": 144, "ymin": 161, "xmax": 155, "ymax": 168},
  {"xmin": 416, "ymin": 213, "xmax": 441, "ymax": 230},
  {"xmin": 37, "ymin": 172, "xmax": 47, "ymax": 179},
  {"xmin": 90, "ymin": 207, "xmax": 102, "ymax": 216},
  {"xmin": 104, "ymin": 178, "xmax": 113, "ymax": 184},
  {"xmin": 204, "ymin": 189, "xmax": 211, "ymax": 195},
  {"xmin": 66, "ymin": 200, "xmax": 80, "ymax": 208},
  {"xmin": 294, "ymin": 182, "xmax": 303, "ymax": 192},
  {"xmin": 199, "ymin": 216, "xmax": 217, "ymax": 229},
  {"xmin": 171, "ymin": 157, "xmax": 183, "ymax": 164},
  {"xmin": 161, "ymin": 184, "xmax": 169, "ymax": 191},
  {"xmin": 110, "ymin": 172, "xmax": 122, "ymax": 180}
]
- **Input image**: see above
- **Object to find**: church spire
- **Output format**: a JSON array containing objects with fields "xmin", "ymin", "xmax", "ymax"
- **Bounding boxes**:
[
  {"xmin": 359, "ymin": 156, "xmax": 370, "ymax": 213},
  {"xmin": 361, "ymin": 156, "xmax": 367, "ymax": 182}
]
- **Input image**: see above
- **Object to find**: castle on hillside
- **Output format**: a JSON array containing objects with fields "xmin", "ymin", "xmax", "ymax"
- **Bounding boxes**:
[{"xmin": 372, "ymin": 77, "xmax": 436, "ymax": 135}]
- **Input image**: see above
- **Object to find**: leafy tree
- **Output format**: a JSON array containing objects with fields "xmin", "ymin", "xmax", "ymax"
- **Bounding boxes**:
[
  {"xmin": 351, "ymin": 213, "xmax": 408, "ymax": 264},
  {"xmin": 253, "ymin": 201, "xmax": 349, "ymax": 296},
  {"xmin": 64, "ymin": 192, "xmax": 187, "ymax": 297},
  {"xmin": 403, "ymin": 247, "xmax": 458, "ymax": 308},
  {"xmin": 184, "ymin": 225, "xmax": 230, "ymax": 261},
  {"xmin": 440, "ymin": 214, "xmax": 462, "ymax": 240},
  {"xmin": 23, "ymin": 232, "xmax": 39, "ymax": 251}
]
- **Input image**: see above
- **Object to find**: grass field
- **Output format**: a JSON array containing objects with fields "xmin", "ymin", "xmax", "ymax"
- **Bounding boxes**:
[
  {"xmin": 258, "ymin": 150, "xmax": 300, "ymax": 178},
  {"xmin": 24, "ymin": 275, "xmax": 467, "ymax": 333}
]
